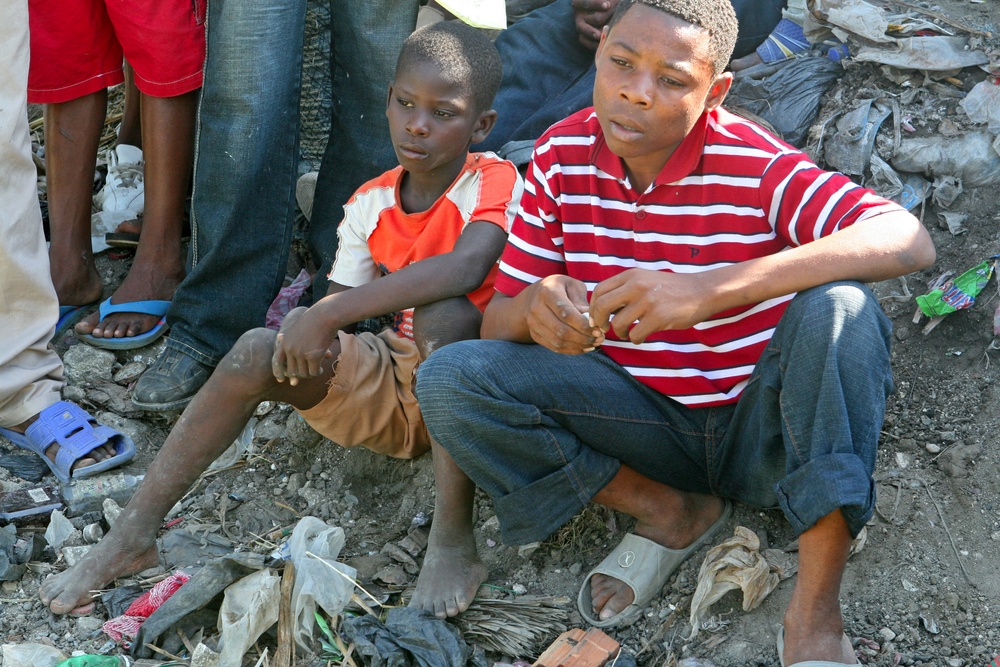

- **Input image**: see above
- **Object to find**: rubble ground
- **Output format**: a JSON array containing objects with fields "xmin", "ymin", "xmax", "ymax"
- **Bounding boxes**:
[{"xmin": 3, "ymin": 0, "xmax": 1000, "ymax": 664}]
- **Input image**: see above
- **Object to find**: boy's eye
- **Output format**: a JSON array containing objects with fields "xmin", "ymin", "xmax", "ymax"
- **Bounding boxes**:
[
  {"xmin": 660, "ymin": 77, "xmax": 684, "ymax": 87},
  {"xmin": 396, "ymin": 97, "xmax": 414, "ymax": 107},
  {"xmin": 610, "ymin": 56, "xmax": 631, "ymax": 68},
  {"xmin": 435, "ymin": 109, "xmax": 455, "ymax": 118}
]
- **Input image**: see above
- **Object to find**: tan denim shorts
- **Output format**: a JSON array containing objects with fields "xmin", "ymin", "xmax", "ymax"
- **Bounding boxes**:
[{"xmin": 296, "ymin": 329, "xmax": 430, "ymax": 459}]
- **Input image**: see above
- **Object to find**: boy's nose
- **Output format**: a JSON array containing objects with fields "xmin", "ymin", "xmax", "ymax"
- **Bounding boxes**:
[
  {"xmin": 620, "ymin": 74, "xmax": 654, "ymax": 108},
  {"xmin": 407, "ymin": 111, "xmax": 430, "ymax": 137}
]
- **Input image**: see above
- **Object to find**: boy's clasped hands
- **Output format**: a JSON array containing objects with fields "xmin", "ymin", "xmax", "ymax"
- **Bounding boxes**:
[
  {"xmin": 272, "ymin": 305, "xmax": 336, "ymax": 385},
  {"xmin": 523, "ymin": 268, "xmax": 718, "ymax": 354}
]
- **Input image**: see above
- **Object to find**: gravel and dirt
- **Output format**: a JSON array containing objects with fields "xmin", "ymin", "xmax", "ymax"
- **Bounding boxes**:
[{"xmin": 2, "ymin": 1, "xmax": 1000, "ymax": 665}]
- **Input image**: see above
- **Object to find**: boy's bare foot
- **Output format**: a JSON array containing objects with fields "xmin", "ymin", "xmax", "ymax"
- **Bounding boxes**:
[
  {"xmin": 587, "ymin": 495, "xmax": 726, "ymax": 621},
  {"xmin": 410, "ymin": 535, "xmax": 487, "ymax": 618},
  {"xmin": 39, "ymin": 530, "xmax": 159, "ymax": 615}
]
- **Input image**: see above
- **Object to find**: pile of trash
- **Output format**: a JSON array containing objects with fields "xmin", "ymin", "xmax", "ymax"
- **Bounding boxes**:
[{"xmin": 729, "ymin": 0, "xmax": 1000, "ymax": 213}]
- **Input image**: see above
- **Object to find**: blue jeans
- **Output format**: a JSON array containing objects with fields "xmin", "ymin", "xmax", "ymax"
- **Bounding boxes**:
[
  {"xmin": 416, "ymin": 282, "xmax": 893, "ymax": 546},
  {"xmin": 308, "ymin": 0, "xmax": 418, "ymax": 297},
  {"xmin": 481, "ymin": 0, "xmax": 787, "ymax": 157},
  {"xmin": 166, "ymin": 0, "xmax": 305, "ymax": 366}
]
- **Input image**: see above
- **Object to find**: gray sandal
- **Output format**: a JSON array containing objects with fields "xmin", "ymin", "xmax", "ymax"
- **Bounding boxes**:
[{"xmin": 577, "ymin": 500, "xmax": 733, "ymax": 628}]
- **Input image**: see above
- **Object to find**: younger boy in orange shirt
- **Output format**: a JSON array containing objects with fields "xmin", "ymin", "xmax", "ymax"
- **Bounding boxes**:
[{"xmin": 40, "ymin": 20, "xmax": 522, "ymax": 615}]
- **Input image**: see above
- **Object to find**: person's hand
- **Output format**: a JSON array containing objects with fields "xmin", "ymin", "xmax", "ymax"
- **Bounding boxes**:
[
  {"xmin": 525, "ymin": 275, "xmax": 605, "ymax": 354},
  {"xmin": 588, "ymin": 269, "xmax": 714, "ymax": 344},
  {"xmin": 271, "ymin": 306, "xmax": 335, "ymax": 385},
  {"xmin": 572, "ymin": 0, "xmax": 620, "ymax": 50}
]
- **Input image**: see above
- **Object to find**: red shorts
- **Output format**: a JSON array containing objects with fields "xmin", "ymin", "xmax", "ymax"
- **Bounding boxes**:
[{"xmin": 27, "ymin": 0, "xmax": 206, "ymax": 104}]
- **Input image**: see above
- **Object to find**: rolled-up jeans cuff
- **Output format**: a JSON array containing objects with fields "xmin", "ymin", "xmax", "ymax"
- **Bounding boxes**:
[
  {"xmin": 494, "ymin": 451, "xmax": 620, "ymax": 545},
  {"xmin": 775, "ymin": 452, "xmax": 874, "ymax": 537},
  {"xmin": 164, "ymin": 337, "xmax": 219, "ymax": 368}
]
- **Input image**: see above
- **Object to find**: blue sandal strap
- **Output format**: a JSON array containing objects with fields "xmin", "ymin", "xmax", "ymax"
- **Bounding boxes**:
[{"xmin": 97, "ymin": 298, "xmax": 171, "ymax": 322}]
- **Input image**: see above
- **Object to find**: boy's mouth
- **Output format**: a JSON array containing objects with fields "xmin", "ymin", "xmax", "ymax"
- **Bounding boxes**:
[
  {"xmin": 398, "ymin": 143, "xmax": 428, "ymax": 160},
  {"xmin": 609, "ymin": 118, "xmax": 644, "ymax": 141}
]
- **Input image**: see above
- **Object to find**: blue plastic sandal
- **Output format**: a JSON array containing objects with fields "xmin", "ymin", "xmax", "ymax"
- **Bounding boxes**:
[
  {"xmin": 75, "ymin": 298, "xmax": 170, "ymax": 350},
  {"xmin": 0, "ymin": 401, "xmax": 136, "ymax": 484}
]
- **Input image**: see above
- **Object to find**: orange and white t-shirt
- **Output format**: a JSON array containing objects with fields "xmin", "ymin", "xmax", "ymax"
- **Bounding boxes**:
[{"xmin": 330, "ymin": 152, "xmax": 523, "ymax": 339}]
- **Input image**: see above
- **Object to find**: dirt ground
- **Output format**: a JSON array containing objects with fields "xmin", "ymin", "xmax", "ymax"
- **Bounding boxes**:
[{"xmin": 3, "ymin": 1, "xmax": 1000, "ymax": 666}]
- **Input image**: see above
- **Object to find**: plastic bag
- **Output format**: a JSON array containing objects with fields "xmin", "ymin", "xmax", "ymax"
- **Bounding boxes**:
[
  {"xmin": 342, "ymin": 607, "xmax": 487, "ymax": 667},
  {"xmin": 289, "ymin": 516, "xmax": 356, "ymax": 648},
  {"xmin": 1, "ymin": 644, "xmax": 67, "ymax": 667},
  {"xmin": 892, "ymin": 133, "xmax": 1000, "ymax": 188},
  {"xmin": 852, "ymin": 36, "xmax": 988, "ymax": 71},
  {"xmin": 215, "ymin": 568, "xmax": 281, "ymax": 667},
  {"xmin": 960, "ymin": 80, "xmax": 1000, "ymax": 134},
  {"xmin": 728, "ymin": 56, "xmax": 842, "ymax": 147}
]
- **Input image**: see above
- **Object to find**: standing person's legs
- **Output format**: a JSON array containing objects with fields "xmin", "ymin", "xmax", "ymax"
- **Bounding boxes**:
[
  {"xmin": 75, "ymin": 0, "xmax": 204, "ymax": 343},
  {"xmin": 0, "ymin": 0, "xmax": 122, "ymax": 473},
  {"xmin": 308, "ymin": 0, "xmax": 418, "ymax": 298},
  {"xmin": 133, "ymin": 0, "xmax": 306, "ymax": 410},
  {"xmin": 76, "ymin": 90, "xmax": 197, "ymax": 340},
  {"xmin": 42, "ymin": 92, "xmax": 107, "ymax": 310},
  {"xmin": 715, "ymin": 281, "xmax": 893, "ymax": 664},
  {"xmin": 0, "ymin": 0, "xmax": 65, "ymax": 425},
  {"xmin": 27, "ymin": 0, "xmax": 124, "ymax": 311}
]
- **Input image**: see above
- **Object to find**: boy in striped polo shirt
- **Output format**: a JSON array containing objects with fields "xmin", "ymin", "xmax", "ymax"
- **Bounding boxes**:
[{"xmin": 413, "ymin": 0, "xmax": 935, "ymax": 663}]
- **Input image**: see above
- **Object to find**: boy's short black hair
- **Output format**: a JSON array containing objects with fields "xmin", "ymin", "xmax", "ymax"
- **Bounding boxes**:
[
  {"xmin": 607, "ymin": 0, "xmax": 738, "ymax": 76},
  {"xmin": 395, "ymin": 21, "xmax": 503, "ymax": 114}
]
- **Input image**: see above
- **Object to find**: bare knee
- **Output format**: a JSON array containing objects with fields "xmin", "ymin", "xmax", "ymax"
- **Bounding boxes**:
[
  {"xmin": 413, "ymin": 297, "xmax": 482, "ymax": 360},
  {"xmin": 216, "ymin": 328, "xmax": 280, "ymax": 393}
]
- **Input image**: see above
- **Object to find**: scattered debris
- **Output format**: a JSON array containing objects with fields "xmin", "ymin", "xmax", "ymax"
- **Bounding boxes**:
[{"xmin": 687, "ymin": 526, "xmax": 798, "ymax": 638}]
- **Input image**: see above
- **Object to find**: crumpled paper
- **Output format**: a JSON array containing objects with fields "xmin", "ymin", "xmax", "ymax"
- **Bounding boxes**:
[{"xmin": 688, "ymin": 526, "xmax": 798, "ymax": 638}]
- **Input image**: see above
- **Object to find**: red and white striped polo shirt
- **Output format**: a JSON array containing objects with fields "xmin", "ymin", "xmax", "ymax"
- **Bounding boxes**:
[{"xmin": 495, "ymin": 106, "xmax": 902, "ymax": 407}]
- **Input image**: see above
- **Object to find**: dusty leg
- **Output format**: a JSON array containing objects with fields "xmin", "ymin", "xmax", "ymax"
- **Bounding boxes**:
[
  {"xmin": 45, "ymin": 92, "xmax": 107, "ymax": 308},
  {"xmin": 77, "ymin": 90, "xmax": 196, "ymax": 339},
  {"xmin": 779, "ymin": 510, "xmax": 856, "ymax": 665},
  {"xmin": 409, "ymin": 297, "xmax": 488, "ymax": 617},
  {"xmin": 40, "ymin": 328, "xmax": 337, "ymax": 614},
  {"xmin": 410, "ymin": 441, "xmax": 486, "ymax": 618},
  {"xmin": 587, "ymin": 465, "xmax": 726, "ymax": 622}
]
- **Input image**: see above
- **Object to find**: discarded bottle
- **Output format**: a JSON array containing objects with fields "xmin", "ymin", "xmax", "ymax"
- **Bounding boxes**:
[
  {"xmin": 60, "ymin": 473, "xmax": 144, "ymax": 516},
  {"xmin": 0, "ymin": 484, "xmax": 62, "ymax": 523}
]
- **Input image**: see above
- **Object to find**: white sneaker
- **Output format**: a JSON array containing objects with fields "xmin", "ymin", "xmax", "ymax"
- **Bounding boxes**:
[{"xmin": 97, "ymin": 144, "xmax": 144, "ymax": 214}]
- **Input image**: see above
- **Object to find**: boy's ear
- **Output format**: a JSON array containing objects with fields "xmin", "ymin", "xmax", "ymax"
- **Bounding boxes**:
[
  {"xmin": 470, "ymin": 108, "xmax": 499, "ymax": 145},
  {"xmin": 385, "ymin": 83, "xmax": 394, "ymax": 111},
  {"xmin": 704, "ymin": 72, "xmax": 733, "ymax": 111}
]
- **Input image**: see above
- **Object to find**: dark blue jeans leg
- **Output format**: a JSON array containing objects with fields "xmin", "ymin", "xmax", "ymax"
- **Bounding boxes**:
[
  {"xmin": 166, "ymin": 0, "xmax": 305, "ymax": 366},
  {"xmin": 308, "ymin": 0, "xmax": 418, "ymax": 298},
  {"xmin": 481, "ymin": 0, "xmax": 596, "ymax": 153},
  {"xmin": 416, "ymin": 341, "xmax": 727, "ymax": 545},
  {"xmin": 716, "ymin": 282, "xmax": 895, "ymax": 537}
]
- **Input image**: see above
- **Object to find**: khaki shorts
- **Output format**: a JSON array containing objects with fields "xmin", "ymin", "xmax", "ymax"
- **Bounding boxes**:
[{"xmin": 296, "ymin": 329, "xmax": 430, "ymax": 459}]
